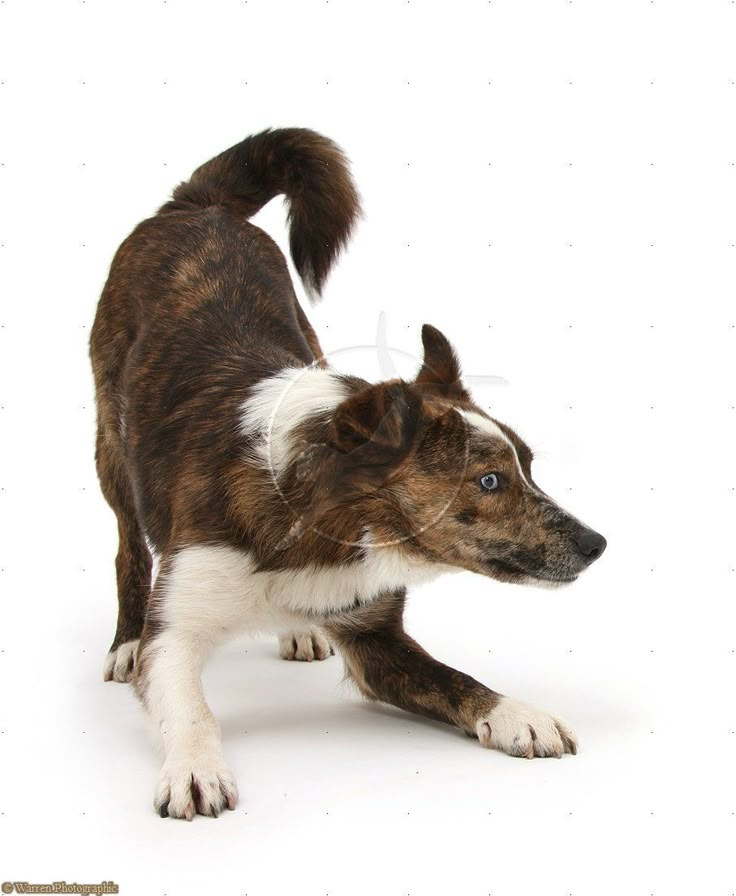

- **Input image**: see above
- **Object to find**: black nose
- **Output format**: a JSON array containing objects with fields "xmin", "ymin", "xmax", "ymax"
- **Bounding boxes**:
[{"xmin": 575, "ymin": 529, "xmax": 607, "ymax": 563}]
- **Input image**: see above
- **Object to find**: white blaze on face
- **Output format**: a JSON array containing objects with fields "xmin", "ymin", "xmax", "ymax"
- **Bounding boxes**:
[{"xmin": 455, "ymin": 408, "xmax": 533, "ymax": 490}]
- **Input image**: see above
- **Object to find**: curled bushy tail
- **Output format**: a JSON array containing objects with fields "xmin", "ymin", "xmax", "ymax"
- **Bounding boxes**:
[{"xmin": 164, "ymin": 128, "xmax": 362, "ymax": 299}]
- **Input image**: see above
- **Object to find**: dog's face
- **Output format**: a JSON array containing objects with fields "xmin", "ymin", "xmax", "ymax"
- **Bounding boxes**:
[{"xmin": 327, "ymin": 325, "xmax": 606, "ymax": 586}]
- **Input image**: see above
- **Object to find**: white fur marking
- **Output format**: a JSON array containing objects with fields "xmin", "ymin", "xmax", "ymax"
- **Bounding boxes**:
[
  {"xmin": 240, "ymin": 366, "xmax": 348, "ymax": 476},
  {"xmin": 161, "ymin": 541, "xmax": 442, "ymax": 634},
  {"xmin": 457, "ymin": 408, "xmax": 506, "ymax": 442},
  {"xmin": 457, "ymin": 408, "xmax": 533, "ymax": 489}
]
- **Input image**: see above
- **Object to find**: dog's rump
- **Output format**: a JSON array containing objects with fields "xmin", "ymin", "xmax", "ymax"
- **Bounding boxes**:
[
  {"xmin": 161, "ymin": 127, "xmax": 361, "ymax": 300},
  {"xmin": 91, "ymin": 127, "xmax": 362, "ymax": 421}
]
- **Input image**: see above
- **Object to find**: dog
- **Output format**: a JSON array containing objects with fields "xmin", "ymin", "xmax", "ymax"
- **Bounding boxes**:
[{"xmin": 90, "ymin": 128, "xmax": 606, "ymax": 820}]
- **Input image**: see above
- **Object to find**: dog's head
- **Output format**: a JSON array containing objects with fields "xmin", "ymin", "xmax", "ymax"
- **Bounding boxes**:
[{"xmin": 322, "ymin": 324, "xmax": 606, "ymax": 586}]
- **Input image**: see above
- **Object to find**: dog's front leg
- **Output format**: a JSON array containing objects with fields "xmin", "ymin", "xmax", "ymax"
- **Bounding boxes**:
[
  {"xmin": 135, "ymin": 552, "xmax": 240, "ymax": 820},
  {"xmin": 326, "ymin": 592, "xmax": 577, "ymax": 759}
]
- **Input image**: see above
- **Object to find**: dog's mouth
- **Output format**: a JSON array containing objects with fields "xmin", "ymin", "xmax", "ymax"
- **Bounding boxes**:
[{"xmin": 482, "ymin": 556, "xmax": 579, "ymax": 586}]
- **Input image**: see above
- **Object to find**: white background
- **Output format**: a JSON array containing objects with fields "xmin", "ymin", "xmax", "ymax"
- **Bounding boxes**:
[{"xmin": 1, "ymin": 0, "xmax": 735, "ymax": 893}]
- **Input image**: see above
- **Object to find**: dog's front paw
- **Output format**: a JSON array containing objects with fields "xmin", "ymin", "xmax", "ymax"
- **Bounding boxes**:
[
  {"xmin": 476, "ymin": 697, "xmax": 578, "ymax": 758},
  {"xmin": 278, "ymin": 628, "xmax": 334, "ymax": 662},
  {"xmin": 154, "ymin": 753, "xmax": 239, "ymax": 820},
  {"xmin": 102, "ymin": 639, "xmax": 139, "ymax": 683}
]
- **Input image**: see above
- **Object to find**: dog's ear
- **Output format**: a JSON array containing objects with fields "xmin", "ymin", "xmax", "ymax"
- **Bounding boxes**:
[
  {"xmin": 415, "ymin": 324, "xmax": 469, "ymax": 400},
  {"xmin": 329, "ymin": 381, "xmax": 421, "ymax": 469}
]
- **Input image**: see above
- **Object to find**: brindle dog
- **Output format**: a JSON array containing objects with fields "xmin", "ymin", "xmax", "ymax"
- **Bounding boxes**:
[{"xmin": 90, "ymin": 128, "xmax": 606, "ymax": 820}]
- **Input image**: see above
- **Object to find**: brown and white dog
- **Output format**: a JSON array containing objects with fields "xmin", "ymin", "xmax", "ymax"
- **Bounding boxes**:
[{"xmin": 90, "ymin": 128, "xmax": 606, "ymax": 820}]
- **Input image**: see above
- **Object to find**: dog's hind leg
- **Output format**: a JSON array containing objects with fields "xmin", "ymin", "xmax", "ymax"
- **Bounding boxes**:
[{"xmin": 95, "ymin": 422, "xmax": 152, "ymax": 682}]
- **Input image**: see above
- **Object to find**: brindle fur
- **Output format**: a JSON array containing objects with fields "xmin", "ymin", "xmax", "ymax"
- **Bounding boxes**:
[
  {"xmin": 325, "ymin": 591, "xmax": 504, "ymax": 733},
  {"xmin": 90, "ymin": 128, "xmax": 603, "ymax": 816}
]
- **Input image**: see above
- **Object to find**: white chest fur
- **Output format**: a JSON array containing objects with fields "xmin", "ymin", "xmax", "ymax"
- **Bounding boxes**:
[{"xmin": 159, "ymin": 543, "xmax": 445, "ymax": 638}]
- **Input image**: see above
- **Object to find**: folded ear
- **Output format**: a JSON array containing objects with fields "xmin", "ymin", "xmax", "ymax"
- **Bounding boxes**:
[
  {"xmin": 329, "ymin": 381, "xmax": 421, "ymax": 467},
  {"xmin": 415, "ymin": 324, "xmax": 469, "ymax": 400}
]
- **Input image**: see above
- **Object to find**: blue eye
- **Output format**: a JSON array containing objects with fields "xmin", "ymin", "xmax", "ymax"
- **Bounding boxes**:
[{"xmin": 480, "ymin": 473, "xmax": 500, "ymax": 492}]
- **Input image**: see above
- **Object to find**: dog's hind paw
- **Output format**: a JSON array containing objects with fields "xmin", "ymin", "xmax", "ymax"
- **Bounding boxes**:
[
  {"xmin": 278, "ymin": 628, "xmax": 334, "ymax": 662},
  {"xmin": 476, "ymin": 697, "xmax": 578, "ymax": 758},
  {"xmin": 103, "ymin": 639, "xmax": 139, "ymax": 683}
]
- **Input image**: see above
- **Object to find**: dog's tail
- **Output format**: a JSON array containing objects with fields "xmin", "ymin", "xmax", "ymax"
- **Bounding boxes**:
[{"xmin": 163, "ymin": 128, "xmax": 361, "ymax": 299}]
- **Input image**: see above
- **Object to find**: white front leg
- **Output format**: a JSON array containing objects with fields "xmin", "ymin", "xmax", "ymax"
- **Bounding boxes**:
[{"xmin": 141, "ymin": 629, "xmax": 238, "ymax": 819}]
